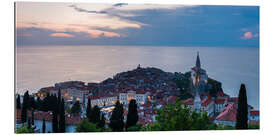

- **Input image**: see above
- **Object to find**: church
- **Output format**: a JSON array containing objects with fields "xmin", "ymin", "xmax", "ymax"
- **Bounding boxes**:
[{"xmin": 191, "ymin": 52, "xmax": 208, "ymax": 94}]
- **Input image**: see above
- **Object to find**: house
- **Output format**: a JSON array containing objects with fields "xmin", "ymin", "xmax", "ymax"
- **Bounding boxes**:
[
  {"xmin": 214, "ymin": 98, "xmax": 227, "ymax": 114},
  {"xmin": 201, "ymin": 96, "xmax": 214, "ymax": 117},
  {"xmin": 214, "ymin": 104, "xmax": 237, "ymax": 127},
  {"xmin": 249, "ymin": 110, "xmax": 259, "ymax": 125}
]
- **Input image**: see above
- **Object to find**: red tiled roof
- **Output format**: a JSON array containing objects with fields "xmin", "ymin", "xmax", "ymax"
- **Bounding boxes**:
[
  {"xmin": 201, "ymin": 97, "xmax": 213, "ymax": 106},
  {"xmin": 215, "ymin": 98, "xmax": 226, "ymax": 104},
  {"xmin": 215, "ymin": 104, "xmax": 237, "ymax": 122},
  {"xmin": 249, "ymin": 120, "xmax": 259, "ymax": 125},
  {"xmin": 182, "ymin": 98, "xmax": 194, "ymax": 105},
  {"xmin": 142, "ymin": 102, "xmax": 152, "ymax": 108},
  {"xmin": 168, "ymin": 96, "xmax": 177, "ymax": 104},
  {"xmin": 227, "ymin": 97, "xmax": 238, "ymax": 104},
  {"xmin": 217, "ymin": 91, "xmax": 229, "ymax": 97},
  {"xmin": 250, "ymin": 110, "xmax": 259, "ymax": 116}
]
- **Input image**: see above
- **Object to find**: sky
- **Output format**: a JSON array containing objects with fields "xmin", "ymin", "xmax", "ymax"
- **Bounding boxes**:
[{"xmin": 16, "ymin": 2, "xmax": 259, "ymax": 47}]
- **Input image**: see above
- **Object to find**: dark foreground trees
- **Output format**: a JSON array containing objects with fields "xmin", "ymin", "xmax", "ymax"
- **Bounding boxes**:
[
  {"xmin": 126, "ymin": 99, "xmax": 139, "ymax": 130},
  {"xmin": 109, "ymin": 100, "xmax": 124, "ymax": 131},
  {"xmin": 236, "ymin": 84, "xmax": 248, "ymax": 129}
]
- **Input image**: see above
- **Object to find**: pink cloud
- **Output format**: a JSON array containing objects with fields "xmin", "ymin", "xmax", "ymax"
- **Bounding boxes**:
[
  {"xmin": 241, "ymin": 32, "xmax": 259, "ymax": 40},
  {"xmin": 50, "ymin": 33, "xmax": 74, "ymax": 38}
]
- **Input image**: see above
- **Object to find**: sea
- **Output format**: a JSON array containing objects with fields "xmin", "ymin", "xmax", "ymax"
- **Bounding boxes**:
[{"xmin": 16, "ymin": 45, "xmax": 259, "ymax": 109}]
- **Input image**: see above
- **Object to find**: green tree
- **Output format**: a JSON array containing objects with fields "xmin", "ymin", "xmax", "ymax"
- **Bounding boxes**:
[
  {"xmin": 127, "ymin": 124, "xmax": 142, "ymax": 131},
  {"xmin": 16, "ymin": 126, "xmax": 34, "ymax": 133},
  {"xmin": 42, "ymin": 119, "xmax": 46, "ymax": 133},
  {"xmin": 109, "ymin": 100, "xmax": 124, "ymax": 131},
  {"xmin": 126, "ymin": 99, "xmax": 139, "ymax": 130},
  {"xmin": 76, "ymin": 119, "xmax": 101, "ymax": 132},
  {"xmin": 21, "ymin": 91, "xmax": 30, "ymax": 123},
  {"xmin": 143, "ymin": 100, "xmax": 213, "ymax": 131},
  {"xmin": 16, "ymin": 95, "xmax": 21, "ymax": 109},
  {"xmin": 59, "ymin": 98, "xmax": 66, "ymax": 133},
  {"xmin": 236, "ymin": 84, "xmax": 248, "ymax": 129},
  {"xmin": 71, "ymin": 101, "xmax": 81, "ymax": 115}
]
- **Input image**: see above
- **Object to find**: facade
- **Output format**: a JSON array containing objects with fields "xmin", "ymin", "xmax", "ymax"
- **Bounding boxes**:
[
  {"xmin": 119, "ymin": 90, "xmax": 148, "ymax": 105},
  {"xmin": 89, "ymin": 95, "xmax": 118, "ymax": 108},
  {"xmin": 66, "ymin": 86, "xmax": 89, "ymax": 103}
]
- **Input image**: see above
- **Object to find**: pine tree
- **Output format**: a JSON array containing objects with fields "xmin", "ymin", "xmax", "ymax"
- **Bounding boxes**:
[
  {"xmin": 126, "ymin": 99, "xmax": 139, "ymax": 130},
  {"xmin": 21, "ymin": 91, "xmax": 30, "ymax": 123},
  {"xmin": 109, "ymin": 100, "xmax": 124, "ymax": 131},
  {"xmin": 42, "ymin": 119, "xmax": 46, "ymax": 133},
  {"xmin": 59, "ymin": 98, "xmax": 66, "ymax": 133},
  {"xmin": 86, "ymin": 98, "xmax": 92, "ymax": 122},
  {"xmin": 236, "ymin": 84, "xmax": 248, "ymax": 129},
  {"xmin": 16, "ymin": 95, "xmax": 21, "ymax": 109}
]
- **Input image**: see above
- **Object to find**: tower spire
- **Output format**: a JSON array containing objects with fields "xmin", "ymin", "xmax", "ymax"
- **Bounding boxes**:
[{"xmin": 196, "ymin": 51, "xmax": 201, "ymax": 68}]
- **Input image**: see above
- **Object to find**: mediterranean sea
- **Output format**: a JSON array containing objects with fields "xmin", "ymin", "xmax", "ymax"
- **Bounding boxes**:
[{"xmin": 16, "ymin": 45, "xmax": 259, "ymax": 109}]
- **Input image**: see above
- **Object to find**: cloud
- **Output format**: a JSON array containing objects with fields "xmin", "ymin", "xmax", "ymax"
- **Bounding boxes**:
[
  {"xmin": 69, "ymin": 4, "xmax": 107, "ymax": 14},
  {"xmin": 113, "ymin": 3, "xmax": 128, "ymax": 7},
  {"xmin": 50, "ymin": 33, "xmax": 74, "ymax": 38},
  {"xmin": 241, "ymin": 32, "xmax": 259, "ymax": 40}
]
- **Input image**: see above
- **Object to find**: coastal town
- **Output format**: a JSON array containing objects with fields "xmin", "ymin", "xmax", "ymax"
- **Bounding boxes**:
[{"xmin": 15, "ymin": 52, "xmax": 260, "ymax": 133}]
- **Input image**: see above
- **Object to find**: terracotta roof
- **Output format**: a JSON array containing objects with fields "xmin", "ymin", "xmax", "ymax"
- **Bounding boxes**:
[
  {"xmin": 182, "ymin": 98, "xmax": 194, "ymax": 105},
  {"xmin": 227, "ymin": 97, "xmax": 238, "ymax": 104},
  {"xmin": 168, "ymin": 96, "xmax": 177, "ymax": 104},
  {"xmin": 201, "ymin": 97, "xmax": 213, "ymax": 106},
  {"xmin": 249, "ymin": 120, "xmax": 259, "ymax": 125},
  {"xmin": 215, "ymin": 104, "xmax": 237, "ymax": 122},
  {"xmin": 215, "ymin": 98, "xmax": 226, "ymax": 104},
  {"xmin": 216, "ymin": 91, "xmax": 229, "ymax": 97},
  {"xmin": 250, "ymin": 110, "xmax": 259, "ymax": 116},
  {"xmin": 142, "ymin": 102, "xmax": 152, "ymax": 108}
]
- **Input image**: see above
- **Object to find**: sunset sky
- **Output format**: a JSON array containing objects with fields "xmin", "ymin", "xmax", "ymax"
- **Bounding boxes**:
[{"xmin": 16, "ymin": 2, "xmax": 259, "ymax": 47}]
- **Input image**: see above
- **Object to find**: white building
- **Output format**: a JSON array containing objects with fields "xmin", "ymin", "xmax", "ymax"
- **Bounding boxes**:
[
  {"xmin": 89, "ymin": 95, "xmax": 118, "ymax": 108},
  {"xmin": 66, "ymin": 86, "xmax": 89, "ymax": 103},
  {"xmin": 119, "ymin": 90, "xmax": 149, "ymax": 105}
]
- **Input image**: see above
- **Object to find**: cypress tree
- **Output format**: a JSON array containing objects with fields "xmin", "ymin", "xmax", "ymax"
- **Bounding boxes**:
[
  {"xmin": 21, "ymin": 91, "xmax": 30, "ymax": 123},
  {"xmin": 16, "ymin": 95, "xmax": 21, "ymax": 109},
  {"xmin": 52, "ymin": 94, "xmax": 59, "ymax": 133},
  {"xmin": 126, "ymin": 99, "xmax": 139, "ymax": 130},
  {"xmin": 71, "ymin": 101, "xmax": 81, "ymax": 115},
  {"xmin": 27, "ymin": 117, "xmax": 31, "ymax": 129},
  {"xmin": 59, "ymin": 98, "xmax": 66, "ymax": 133},
  {"xmin": 31, "ymin": 110, "xmax": 34, "ymax": 125},
  {"xmin": 236, "ymin": 84, "xmax": 248, "ymax": 129},
  {"xmin": 98, "ymin": 113, "xmax": 105, "ymax": 129},
  {"xmin": 86, "ymin": 98, "xmax": 92, "ymax": 122},
  {"xmin": 109, "ymin": 100, "xmax": 124, "ymax": 131},
  {"xmin": 92, "ymin": 105, "xmax": 101, "ymax": 123},
  {"xmin": 52, "ymin": 110, "xmax": 58, "ymax": 133},
  {"xmin": 42, "ymin": 119, "xmax": 46, "ymax": 133}
]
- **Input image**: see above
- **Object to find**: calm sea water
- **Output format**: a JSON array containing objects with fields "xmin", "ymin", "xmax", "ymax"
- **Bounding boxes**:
[{"xmin": 16, "ymin": 45, "xmax": 259, "ymax": 109}]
